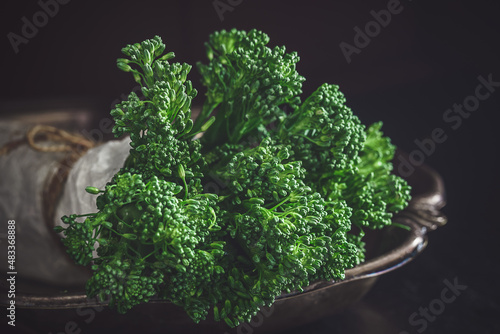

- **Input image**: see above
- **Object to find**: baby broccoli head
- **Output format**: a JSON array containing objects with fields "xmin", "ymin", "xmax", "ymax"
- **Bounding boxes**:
[
  {"xmin": 86, "ymin": 256, "xmax": 164, "ymax": 314},
  {"xmin": 279, "ymin": 83, "xmax": 366, "ymax": 178},
  {"xmin": 195, "ymin": 28, "xmax": 305, "ymax": 147},
  {"xmin": 340, "ymin": 122, "xmax": 412, "ymax": 229},
  {"xmin": 201, "ymin": 137, "xmax": 359, "ymax": 326}
]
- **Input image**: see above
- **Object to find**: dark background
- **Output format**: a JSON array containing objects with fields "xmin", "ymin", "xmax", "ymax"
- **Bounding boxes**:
[{"xmin": 1, "ymin": 0, "xmax": 499, "ymax": 333}]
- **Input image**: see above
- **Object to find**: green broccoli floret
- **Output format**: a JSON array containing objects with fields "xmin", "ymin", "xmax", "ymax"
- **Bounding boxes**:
[
  {"xmin": 60, "ymin": 171, "xmax": 224, "ymax": 314},
  {"xmin": 56, "ymin": 30, "xmax": 411, "ymax": 328},
  {"xmin": 333, "ymin": 122, "xmax": 412, "ymax": 230},
  {"xmin": 203, "ymin": 137, "xmax": 358, "ymax": 325},
  {"xmin": 278, "ymin": 83, "xmax": 366, "ymax": 175},
  {"xmin": 55, "ymin": 214, "xmax": 97, "ymax": 266},
  {"xmin": 57, "ymin": 37, "xmax": 225, "ymax": 316},
  {"xmin": 194, "ymin": 28, "xmax": 305, "ymax": 147},
  {"xmin": 111, "ymin": 36, "xmax": 209, "ymax": 184},
  {"xmin": 86, "ymin": 256, "xmax": 164, "ymax": 314}
]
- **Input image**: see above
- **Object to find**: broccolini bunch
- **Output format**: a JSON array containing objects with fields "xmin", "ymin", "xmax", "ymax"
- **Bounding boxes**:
[{"xmin": 56, "ymin": 29, "xmax": 411, "ymax": 328}]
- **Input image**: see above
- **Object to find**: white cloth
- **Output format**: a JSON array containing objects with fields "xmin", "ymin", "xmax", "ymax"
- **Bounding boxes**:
[{"xmin": 0, "ymin": 120, "xmax": 130, "ymax": 286}]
